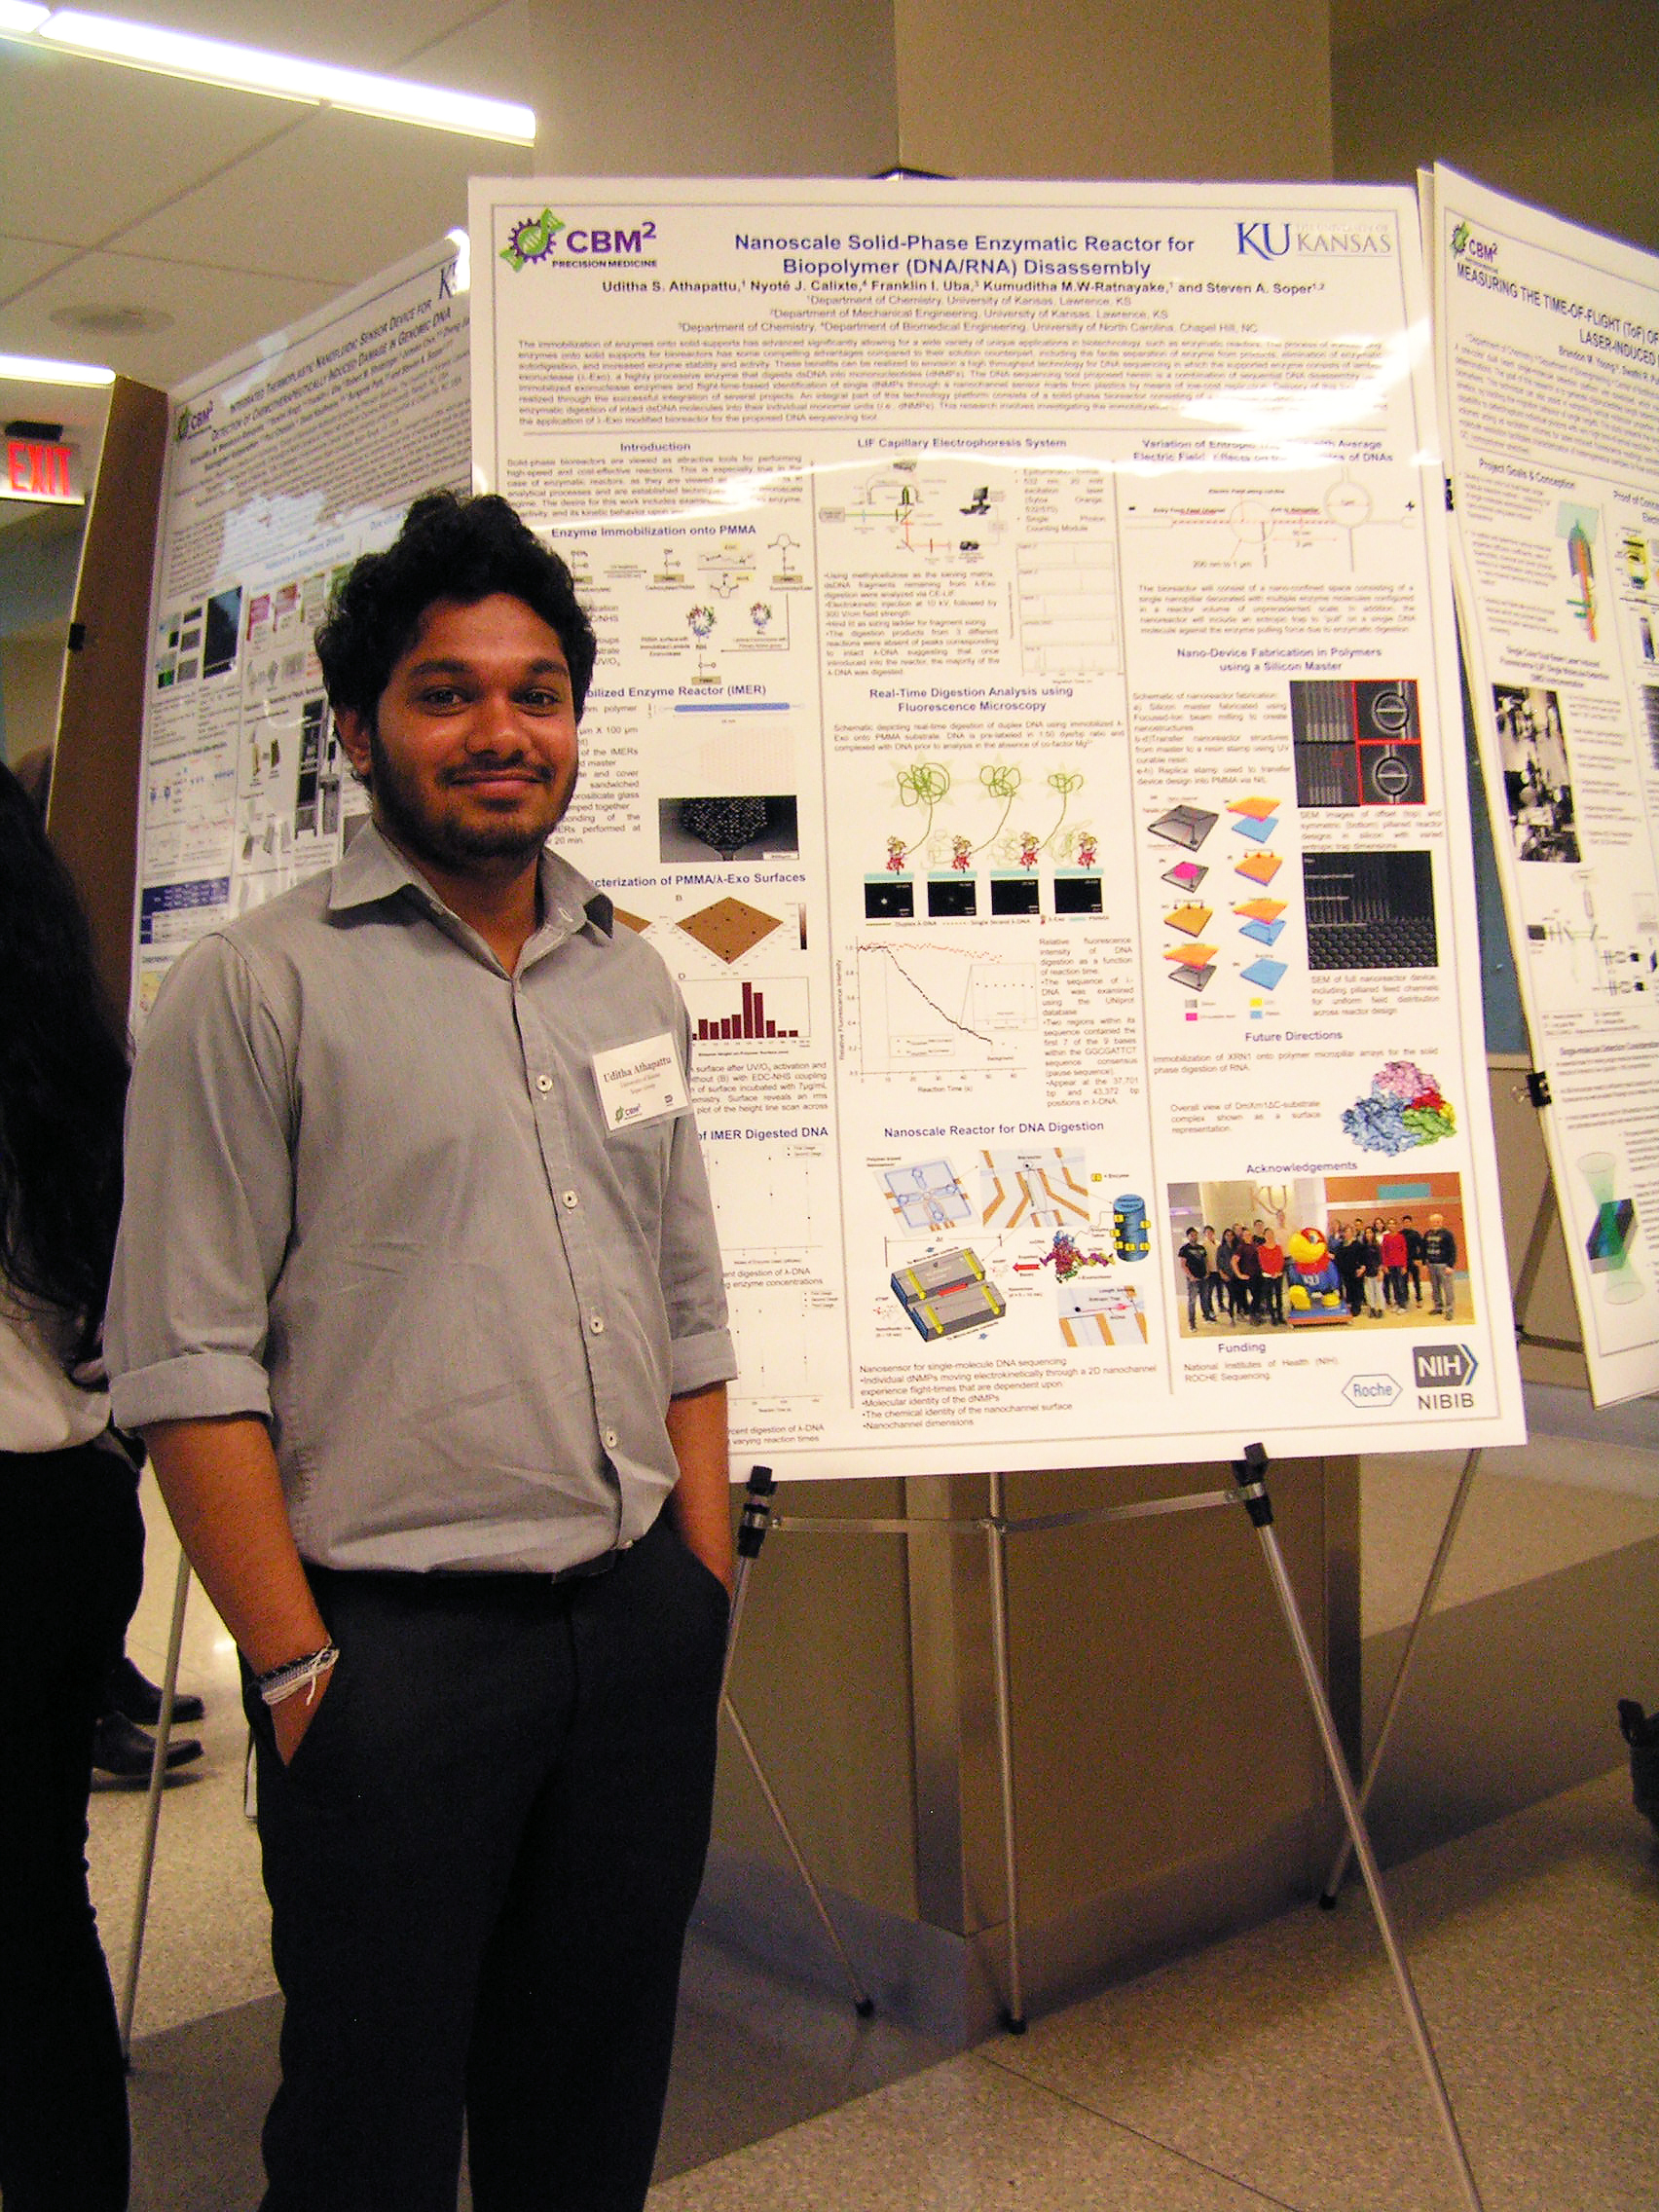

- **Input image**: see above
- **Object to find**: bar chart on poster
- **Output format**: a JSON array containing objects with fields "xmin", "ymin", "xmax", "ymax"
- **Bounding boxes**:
[
  {"xmin": 1430, "ymin": 165, "xmax": 1659, "ymax": 1406},
  {"xmin": 471, "ymin": 175, "xmax": 1526, "ymax": 1475}
]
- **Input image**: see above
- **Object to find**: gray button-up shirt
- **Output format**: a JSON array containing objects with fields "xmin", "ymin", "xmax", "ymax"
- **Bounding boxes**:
[{"xmin": 107, "ymin": 826, "xmax": 735, "ymax": 1573}]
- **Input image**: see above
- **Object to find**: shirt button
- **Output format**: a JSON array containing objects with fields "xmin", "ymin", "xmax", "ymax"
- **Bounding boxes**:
[
  {"xmin": 604, "ymin": 1428, "xmax": 618, "ymax": 1450},
  {"xmin": 589, "ymin": 1314, "xmax": 606, "ymax": 1335},
  {"xmin": 562, "ymin": 1189, "xmax": 578, "ymax": 1208},
  {"xmin": 535, "ymin": 1075, "xmax": 553, "ymax": 1093}
]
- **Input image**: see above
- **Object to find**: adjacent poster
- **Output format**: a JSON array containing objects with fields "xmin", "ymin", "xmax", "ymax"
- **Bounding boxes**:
[
  {"xmin": 470, "ymin": 177, "xmax": 1524, "ymax": 1477},
  {"xmin": 130, "ymin": 238, "xmax": 470, "ymax": 1019},
  {"xmin": 1431, "ymin": 166, "xmax": 1659, "ymax": 1407}
]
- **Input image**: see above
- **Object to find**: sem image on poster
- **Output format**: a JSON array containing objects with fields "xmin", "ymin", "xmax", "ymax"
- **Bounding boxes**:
[
  {"xmin": 1431, "ymin": 164, "xmax": 1659, "ymax": 1404},
  {"xmin": 467, "ymin": 174, "xmax": 1523, "ymax": 1476},
  {"xmin": 130, "ymin": 238, "xmax": 470, "ymax": 1020}
]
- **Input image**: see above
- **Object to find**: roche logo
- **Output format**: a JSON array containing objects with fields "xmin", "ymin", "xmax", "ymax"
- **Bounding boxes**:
[
  {"xmin": 1413, "ymin": 1344, "xmax": 1479, "ymax": 1388},
  {"xmin": 500, "ymin": 209, "xmax": 658, "ymax": 271},
  {"xmin": 1343, "ymin": 1373, "xmax": 1401, "ymax": 1409}
]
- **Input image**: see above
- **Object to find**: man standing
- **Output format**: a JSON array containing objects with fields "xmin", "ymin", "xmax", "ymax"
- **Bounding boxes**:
[
  {"xmin": 1423, "ymin": 1211, "xmax": 1458, "ymax": 1318},
  {"xmin": 1255, "ymin": 1223, "xmax": 1285, "ymax": 1326},
  {"xmin": 1380, "ymin": 1219, "xmax": 1408, "ymax": 1309},
  {"xmin": 1401, "ymin": 1212, "xmax": 1425, "ymax": 1305},
  {"xmin": 1178, "ymin": 1225, "xmax": 1210, "ymax": 1330},
  {"xmin": 107, "ymin": 493, "xmax": 736, "ymax": 2212}
]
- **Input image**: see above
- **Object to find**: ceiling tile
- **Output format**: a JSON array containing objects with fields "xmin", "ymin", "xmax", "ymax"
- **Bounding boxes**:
[
  {"xmin": 395, "ymin": 4, "xmax": 537, "ymax": 102},
  {"xmin": 0, "ymin": 235, "xmax": 77, "ymax": 297},
  {"xmin": 0, "ymin": 43, "xmax": 298, "ymax": 252},
  {"xmin": 113, "ymin": 104, "xmax": 502, "ymax": 289},
  {"xmin": 0, "ymin": 247, "xmax": 338, "ymax": 392}
]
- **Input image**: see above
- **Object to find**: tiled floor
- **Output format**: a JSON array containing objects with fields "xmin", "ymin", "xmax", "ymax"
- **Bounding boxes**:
[
  {"xmin": 92, "ymin": 1407, "xmax": 1659, "ymax": 2209},
  {"xmin": 648, "ymin": 1776, "xmax": 1659, "ymax": 2211}
]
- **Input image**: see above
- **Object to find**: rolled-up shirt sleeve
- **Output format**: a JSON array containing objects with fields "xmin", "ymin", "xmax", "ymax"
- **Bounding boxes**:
[{"xmin": 106, "ymin": 935, "xmax": 297, "ymax": 1431}]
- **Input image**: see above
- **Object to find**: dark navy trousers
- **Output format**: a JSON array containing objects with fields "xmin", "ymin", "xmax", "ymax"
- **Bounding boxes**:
[{"xmin": 245, "ymin": 1512, "xmax": 728, "ymax": 2212}]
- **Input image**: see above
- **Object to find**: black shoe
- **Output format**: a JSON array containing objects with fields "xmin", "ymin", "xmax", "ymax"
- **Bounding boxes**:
[
  {"xmin": 92, "ymin": 1712, "xmax": 204, "ymax": 1780},
  {"xmin": 1619, "ymin": 1700, "xmax": 1659, "ymax": 1833},
  {"xmin": 106, "ymin": 1653, "xmax": 205, "ymax": 1726}
]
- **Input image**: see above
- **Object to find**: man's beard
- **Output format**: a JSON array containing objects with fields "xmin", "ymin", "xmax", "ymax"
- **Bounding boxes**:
[{"xmin": 367, "ymin": 723, "xmax": 570, "ymax": 871}]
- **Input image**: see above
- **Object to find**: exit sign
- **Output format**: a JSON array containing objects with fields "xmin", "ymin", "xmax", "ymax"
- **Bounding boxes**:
[{"xmin": 3, "ymin": 437, "xmax": 80, "ymax": 504}]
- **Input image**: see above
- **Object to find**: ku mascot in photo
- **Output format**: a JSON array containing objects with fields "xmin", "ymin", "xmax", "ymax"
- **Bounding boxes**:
[{"xmin": 1283, "ymin": 1226, "xmax": 1347, "ymax": 1324}]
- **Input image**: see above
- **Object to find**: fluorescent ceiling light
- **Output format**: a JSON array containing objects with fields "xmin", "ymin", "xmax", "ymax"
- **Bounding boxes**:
[
  {"xmin": 3, "ymin": 9, "xmax": 535, "ymax": 142},
  {"xmin": 0, "ymin": 350, "xmax": 115, "ymax": 385}
]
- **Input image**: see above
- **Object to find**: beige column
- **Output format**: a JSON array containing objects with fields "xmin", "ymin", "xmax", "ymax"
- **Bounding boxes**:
[{"xmin": 895, "ymin": 0, "xmax": 1332, "ymax": 181}]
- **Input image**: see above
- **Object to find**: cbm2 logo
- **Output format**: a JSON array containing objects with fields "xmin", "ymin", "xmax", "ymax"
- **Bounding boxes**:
[
  {"xmin": 500, "ymin": 207, "xmax": 657, "ymax": 271},
  {"xmin": 1237, "ymin": 221, "xmax": 1291, "ymax": 260},
  {"xmin": 1450, "ymin": 221, "xmax": 1497, "ymax": 264}
]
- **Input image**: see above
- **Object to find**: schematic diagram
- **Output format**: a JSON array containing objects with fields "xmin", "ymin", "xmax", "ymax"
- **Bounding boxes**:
[
  {"xmin": 852, "ymin": 940, "xmax": 1040, "ymax": 1079},
  {"xmin": 606, "ymin": 530, "xmax": 815, "ymax": 682},
  {"xmin": 1521, "ymin": 878, "xmax": 1659, "ymax": 1007},
  {"xmin": 817, "ymin": 459, "xmax": 1008, "ymax": 561},
  {"xmin": 1123, "ymin": 466, "xmax": 1419, "ymax": 574},
  {"xmin": 880, "ymin": 1159, "xmax": 974, "ymax": 1233},
  {"xmin": 980, "ymin": 1146, "xmax": 1094, "ymax": 1232}
]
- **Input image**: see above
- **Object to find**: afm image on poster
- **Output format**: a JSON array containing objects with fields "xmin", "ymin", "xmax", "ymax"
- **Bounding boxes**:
[
  {"xmin": 1492, "ymin": 684, "xmax": 1580, "ymax": 864},
  {"xmin": 1291, "ymin": 679, "xmax": 1424, "ymax": 808},
  {"xmin": 677, "ymin": 896, "xmax": 785, "ymax": 964},
  {"xmin": 1303, "ymin": 850, "xmax": 1437, "ymax": 970}
]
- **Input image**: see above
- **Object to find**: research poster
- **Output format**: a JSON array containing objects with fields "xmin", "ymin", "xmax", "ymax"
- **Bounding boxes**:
[
  {"xmin": 129, "ymin": 238, "xmax": 470, "ymax": 1020},
  {"xmin": 463, "ymin": 177, "xmax": 1515, "ymax": 1477},
  {"xmin": 1431, "ymin": 166, "xmax": 1659, "ymax": 1407}
]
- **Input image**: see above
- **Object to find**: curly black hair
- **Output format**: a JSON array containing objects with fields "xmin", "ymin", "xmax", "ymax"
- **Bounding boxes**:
[
  {"xmin": 0, "ymin": 763, "xmax": 129, "ymax": 1379},
  {"xmin": 313, "ymin": 491, "xmax": 597, "ymax": 724}
]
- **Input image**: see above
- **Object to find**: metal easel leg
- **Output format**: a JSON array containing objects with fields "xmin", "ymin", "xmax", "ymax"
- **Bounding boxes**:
[
  {"xmin": 1322, "ymin": 1447, "xmax": 1483, "ymax": 1905},
  {"xmin": 1234, "ymin": 1447, "xmax": 1484, "ymax": 2212},
  {"xmin": 118, "ymin": 1548, "xmax": 191, "ymax": 2058},
  {"xmin": 720, "ymin": 1467, "xmax": 873, "ymax": 2017},
  {"xmin": 985, "ymin": 1469, "xmax": 1026, "ymax": 2033}
]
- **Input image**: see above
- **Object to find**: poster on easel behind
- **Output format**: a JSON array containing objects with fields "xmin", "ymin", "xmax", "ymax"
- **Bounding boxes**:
[
  {"xmin": 1429, "ymin": 164, "xmax": 1659, "ymax": 1407},
  {"xmin": 129, "ymin": 236, "xmax": 471, "ymax": 1026},
  {"xmin": 470, "ymin": 173, "xmax": 1526, "ymax": 1476}
]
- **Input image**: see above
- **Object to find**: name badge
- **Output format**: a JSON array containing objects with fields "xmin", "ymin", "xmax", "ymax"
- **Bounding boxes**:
[{"xmin": 592, "ymin": 1032, "xmax": 689, "ymax": 1131}]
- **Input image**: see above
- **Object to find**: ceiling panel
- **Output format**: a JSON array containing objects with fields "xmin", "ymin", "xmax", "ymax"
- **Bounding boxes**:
[
  {"xmin": 0, "ymin": 247, "xmax": 337, "ymax": 391},
  {"xmin": 115, "ymin": 104, "xmax": 512, "ymax": 290},
  {"xmin": 0, "ymin": 235, "xmax": 76, "ymax": 297},
  {"xmin": 393, "ymin": 3, "xmax": 536, "ymax": 101},
  {"xmin": 0, "ymin": 42, "xmax": 295, "ymax": 252}
]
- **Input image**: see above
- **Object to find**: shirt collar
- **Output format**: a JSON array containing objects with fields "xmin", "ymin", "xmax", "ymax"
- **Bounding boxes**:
[{"xmin": 327, "ymin": 820, "xmax": 612, "ymax": 945}]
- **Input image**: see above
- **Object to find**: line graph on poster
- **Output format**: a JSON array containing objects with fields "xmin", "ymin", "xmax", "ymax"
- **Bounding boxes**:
[
  {"xmin": 703, "ymin": 1140, "xmax": 836, "ymax": 1257},
  {"xmin": 852, "ymin": 939, "xmax": 1040, "ymax": 1080}
]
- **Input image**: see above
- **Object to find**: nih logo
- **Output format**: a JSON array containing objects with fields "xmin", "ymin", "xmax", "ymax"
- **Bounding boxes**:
[{"xmin": 1413, "ymin": 1343, "xmax": 1479, "ymax": 1410}]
